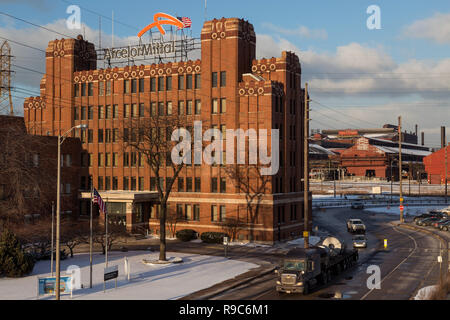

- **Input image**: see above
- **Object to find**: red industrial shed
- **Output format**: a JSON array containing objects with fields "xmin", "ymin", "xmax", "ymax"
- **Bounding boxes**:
[{"xmin": 423, "ymin": 146, "xmax": 449, "ymax": 184}]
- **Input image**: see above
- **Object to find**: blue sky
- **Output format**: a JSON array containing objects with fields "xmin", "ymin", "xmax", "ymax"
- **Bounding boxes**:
[{"xmin": 0, "ymin": 0, "xmax": 449, "ymax": 146}]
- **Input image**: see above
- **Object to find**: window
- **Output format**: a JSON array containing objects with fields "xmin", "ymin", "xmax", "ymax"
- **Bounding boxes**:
[
  {"xmin": 220, "ymin": 71, "xmax": 226, "ymax": 87},
  {"xmin": 131, "ymin": 152, "xmax": 137, "ymax": 167},
  {"xmin": 195, "ymin": 74, "xmax": 201, "ymax": 89},
  {"xmin": 123, "ymin": 177, "xmax": 129, "ymax": 190},
  {"xmin": 212, "ymin": 72, "xmax": 218, "ymax": 87},
  {"xmin": 150, "ymin": 177, "xmax": 156, "ymax": 191},
  {"xmin": 88, "ymin": 154, "xmax": 92, "ymax": 167},
  {"xmin": 81, "ymin": 83, "xmax": 86, "ymax": 96},
  {"xmin": 186, "ymin": 177, "xmax": 193, "ymax": 192},
  {"xmin": 113, "ymin": 104, "xmax": 118, "ymax": 119},
  {"xmin": 113, "ymin": 153, "xmax": 118, "ymax": 167},
  {"xmin": 139, "ymin": 78, "xmax": 144, "ymax": 92},
  {"xmin": 124, "ymin": 104, "xmax": 130, "ymax": 118},
  {"xmin": 74, "ymin": 84, "xmax": 79, "ymax": 97},
  {"xmin": 166, "ymin": 101, "xmax": 172, "ymax": 115},
  {"xmin": 105, "ymin": 153, "xmax": 111, "ymax": 167},
  {"xmin": 131, "ymin": 177, "xmax": 136, "ymax": 191},
  {"xmin": 193, "ymin": 204, "xmax": 200, "ymax": 221},
  {"xmin": 195, "ymin": 100, "xmax": 201, "ymax": 115},
  {"xmin": 131, "ymin": 79, "xmax": 137, "ymax": 93},
  {"xmin": 185, "ymin": 205, "xmax": 192, "ymax": 220},
  {"xmin": 80, "ymin": 130, "xmax": 86, "ymax": 143},
  {"xmin": 150, "ymin": 78, "xmax": 156, "ymax": 92},
  {"xmin": 220, "ymin": 206, "xmax": 226, "ymax": 222},
  {"xmin": 65, "ymin": 154, "xmax": 71, "ymax": 167},
  {"xmin": 157, "ymin": 77, "xmax": 164, "ymax": 91},
  {"xmin": 80, "ymin": 176, "xmax": 86, "ymax": 190},
  {"xmin": 106, "ymin": 81, "xmax": 111, "ymax": 95},
  {"xmin": 81, "ymin": 153, "xmax": 88, "ymax": 167},
  {"xmin": 112, "ymin": 177, "xmax": 118, "ymax": 190},
  {"xmin": 74, "ymin": 107, "xmax": 79, "ymax": 120},
  {"xmin": 139, "ymin": 177, "xmax": 144, "ymax": 191},
  {"xmin": 186, "ymin": 74, "xmax": 193, "ymax": 89},
  {"xmin": 220, "ymin": 178, "xmax": 226, "ymax": 193},
  {"xmin": 98, "ymin": 153, "xmax": 104, "ymax": 167},
  {"xmin": 178, "ymin": 75, "xmax": 184, "ymax": 90},
  {"xmin": 151, "ymin": 102, "xmax": 156, "ymax": 116},
  {"xmin": 105, "ymin": 177, "xmax": 111, "ymax": 190},
  {"xmin": 99, "ymin": 81, "xmax": 104, "ymax": 96},
  {"xmin": 211, "ymin": 178, "xmax": 218, "ymax": 193},
  {"xmin": 138, "ymin": 152, "xmax": 144, "ymax": 167},
  {"xmin": 178, "ymin": 177, "xmax": 184, "ymax": 191},
  {"xmin": 139, "ymin": 103, "xmax": 145, "ymax": 117},
  {"xmin": 98, "ymin": 105, "xmax": 104, "ymax": 119},
  {"xmin": 220, "ymin": 98, "xmax": 226, "ymax": 113},
  {"xmin": 186, "ymin": 100, "xmax": 192, "ymax": 115},
  {"xmin": 113, "ymin": 129, "xmax": 118, "ymax": 143},
  {"xmin": 212, "ymin": 99, "xmax": 218, "ymax": 114},
  {"xmin": 123, "ymin": 152, "xmax": 129, "ymax": 167},
  {"xmin": 81, "ymin": 106, "xmax": 86, "ymax": 120},
  {"xmin": 87, "ymin": 129, "xmax": 94, "ymax": 143},
  {"xmin": 158, "ymin": 102, "xmax": 164, "ymax": 116},
  {"xmin": 88, "ymin": 106, "xmax": 93, "ymax": 120},
  {"xmin": 98, "ymin": 129, "xmax": 104, "ymax": 143},
  {"xmin": 178, "ymin": 101, "xmax": 185, "ymax": 115},
  {"xmin": 211, "ymin": 205, "xmax": 218, "ymax": 221},
  {"xmin": 166, "ymin": 76, "xmax": 172, "ymax": 90},
  {"xmin": 105, "ymin": 105, "xmax": 111, "ymax": 119},
  {"xmin": 88, "ymin": 82, "xmax": 94, "ymax": 96},
  {"xmin": 131, "ymin": 103, "xmax": 138, "ymax": 118},
  {"xmin": 124, "ymin": 79, "xmax": 130, "ymax": 93},
  {"xmin": 195, "ymin": 177, "xmax": 201, "ymax": 192}
]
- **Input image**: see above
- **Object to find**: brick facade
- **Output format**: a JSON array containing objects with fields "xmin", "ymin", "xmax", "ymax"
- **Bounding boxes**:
[{"xmin": 23, "ymin": 18, "xmax": 310, "ymax": 243}]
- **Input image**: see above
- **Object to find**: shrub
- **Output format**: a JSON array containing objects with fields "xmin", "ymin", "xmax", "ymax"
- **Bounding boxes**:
[
  {"xmin": 176, "ymin": 229, "xmax": 198, "ymax": 242},
  {"xmin": 0, "ymin": 229, "xmax": 35, "ymax": 277},
  {"xmin": 200, "ymin": 232, "xmax": 230, "ymax": 244}
]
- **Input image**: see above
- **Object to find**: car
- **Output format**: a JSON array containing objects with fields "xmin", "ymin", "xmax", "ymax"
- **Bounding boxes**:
[
  {"xmin": 351, "ymin": 201, "xmax": 364, "ymax": 209},
  {"xmin": 413, "ymin": 211, "xmax": 446, "ymax": 223},
  {"xmin": 439, "ymin": 220, "xmax": 450, "ymax": 231},
  {"xmin": 417, "ymin": 217, "xmax": 442, "ymax": 226},
  {"xmin": 352, "ymin": 235, "xmax": 367, "ymax": 248},
  {"xmin": 347, "ymin": 219, "xmax": 366, "ymax": 234},
  {"xmin": 433, "ymin": 219, "xmax": 449, "ymax": 229}
]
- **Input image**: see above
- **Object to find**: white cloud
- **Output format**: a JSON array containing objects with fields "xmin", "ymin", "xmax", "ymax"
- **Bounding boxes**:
[
  {"xmin": 261, "ymin": 22, "xmax": 328, "ymax": 40},
  {"xmin": 403, "ymin": 13, "xmax": 450, "ymax": 44}
]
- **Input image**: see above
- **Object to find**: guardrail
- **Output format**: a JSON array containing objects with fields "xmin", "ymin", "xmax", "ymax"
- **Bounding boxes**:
[{"xmin": 313, "ymin": 198, "xmax": 449, "ymax": 209}]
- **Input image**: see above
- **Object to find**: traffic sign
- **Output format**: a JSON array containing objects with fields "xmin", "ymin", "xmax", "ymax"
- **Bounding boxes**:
[
  {"xmin": 303, "ymin": 231, "xmax": 309, "ymax": 238},
  {"xmin": 399, "ymin": 205, "xmax": 404, "ymax": 210}
]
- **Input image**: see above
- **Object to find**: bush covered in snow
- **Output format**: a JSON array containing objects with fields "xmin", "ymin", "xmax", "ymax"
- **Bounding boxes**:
[
  {"xmin": 176, "ymin": 229, "xmax": 198, "ymax": 242},
  {"xmin": 200, "ymin": 232, "xmax": 229, "ymax": 244},
  {"xmin": 0, "ymin": 229, "xmax": 35, "ymax": 277}
]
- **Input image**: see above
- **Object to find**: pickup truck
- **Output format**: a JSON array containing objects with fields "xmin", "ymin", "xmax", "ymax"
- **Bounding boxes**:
[{"xmin": 347, "ymin": 219, "xmax": 366, "ymax": 234}]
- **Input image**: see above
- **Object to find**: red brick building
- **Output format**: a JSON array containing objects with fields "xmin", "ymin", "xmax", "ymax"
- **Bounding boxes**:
[
  {"xmin": 423, "ymin": 146, "xmax": 449, "ymax": 184},
  {"xmin": 22, "ymin": 17, "xmax": 310, "ymax": 243}
]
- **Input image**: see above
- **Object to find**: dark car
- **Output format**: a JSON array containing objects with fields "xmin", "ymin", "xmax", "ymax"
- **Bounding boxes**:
[
  {"xmin": 433, "ymin": 219, "xmax": 449, "ymax": 229},
  {"xmin": 413, "ymin": 211, "xmax": 446, "ymax": 223},
  {"xmin": 439, "ymin": 220, "xmax": 450, "ymax": 231},
  {"xmin": 351, "ymin": 201, "xmax": 364, "ymax": 209},
  {"xmin": 417, "ymin": 217, "xmax": 442, "ymax": 226}
]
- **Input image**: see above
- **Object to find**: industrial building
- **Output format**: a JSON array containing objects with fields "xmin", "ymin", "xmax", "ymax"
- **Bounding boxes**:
[{"xmin": 423, "ymin": 145, "xmax": 449, "ymax": 185}]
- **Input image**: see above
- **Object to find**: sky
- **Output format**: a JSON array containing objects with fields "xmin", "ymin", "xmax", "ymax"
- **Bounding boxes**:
[{"xmin": 0, "ymin": 0, "xmax": 449, "ymax": 148}]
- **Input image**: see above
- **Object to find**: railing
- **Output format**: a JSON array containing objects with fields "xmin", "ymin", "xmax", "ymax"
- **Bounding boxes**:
[{"xmin": 313, "ymin": 198, "xmax": 449, "ymax": 209}]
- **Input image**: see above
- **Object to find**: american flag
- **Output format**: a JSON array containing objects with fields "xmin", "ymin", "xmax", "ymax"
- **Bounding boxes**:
[
  {"xmin": 92, "ymin": 188, "xmax": 107, "ymax": 215},
  {"xmin": 177, "ymin": 17, "xmax": 192, "ymax": 29}
]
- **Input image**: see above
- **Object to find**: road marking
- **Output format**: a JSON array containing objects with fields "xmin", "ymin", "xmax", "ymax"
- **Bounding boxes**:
[{"xmin": 360, "ymin": 225, "xmax": 418, "ymax": 300}]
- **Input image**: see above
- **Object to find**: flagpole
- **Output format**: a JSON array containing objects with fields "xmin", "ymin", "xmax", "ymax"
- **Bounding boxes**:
[
  {"xmin": 105, "ymin": 196, "xmax": 108, "ymax": 268},
  {"xmin": 89, "ymin": 184, "xmax": 93, "ymax": 288}
]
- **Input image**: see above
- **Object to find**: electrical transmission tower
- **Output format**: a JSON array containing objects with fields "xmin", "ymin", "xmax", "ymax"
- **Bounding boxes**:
[{"xmin": 0, "ymin": 40, "xmax": 13, "ymax": 115}]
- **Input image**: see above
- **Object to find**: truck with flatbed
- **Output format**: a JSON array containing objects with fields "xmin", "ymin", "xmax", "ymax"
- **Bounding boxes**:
[{"xmin": 275, "ymin": 237, "xmax": 358, "ymax": 294}]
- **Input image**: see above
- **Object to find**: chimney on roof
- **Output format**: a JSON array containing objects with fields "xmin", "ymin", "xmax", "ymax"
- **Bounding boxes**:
[
  {"xmin": 415, "ymin": 124, "xmax": 418, "ymax": 136},
  {"xmin": 421, "ymin": 132, "xmax": 424, "ymax": 146},
  {"xmin": 441, "ymin": 126, "xmax": 446, "ymax": 149}
]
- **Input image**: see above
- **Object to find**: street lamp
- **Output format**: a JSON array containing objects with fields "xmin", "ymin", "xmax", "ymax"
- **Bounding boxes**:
[{"xmin": 55, "ymin": 124, "xmax": 87, "ymax": 300}]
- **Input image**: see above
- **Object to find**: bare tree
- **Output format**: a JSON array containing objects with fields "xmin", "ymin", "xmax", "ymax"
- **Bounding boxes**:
[
  {"xmin": 220, "ymin": 216, "xmax": 244, "ymax": 242},
  {"xmin": 166, "ymin": 204, "xmax": 180, "ymax": 239},
  {"xmin": 224, "ymin": 165, "xmax": 271, "ymax": 242},
  {"xmin": 92, "ymin": 217, "xmax": 126, "ymax": 254},
  {"xmin": 123, "ymin": 111, "xmax": 190, "ymax": 261},
  {"xmin": 60, "ymin": 220, "xmax": 90, "ymax": 258}
]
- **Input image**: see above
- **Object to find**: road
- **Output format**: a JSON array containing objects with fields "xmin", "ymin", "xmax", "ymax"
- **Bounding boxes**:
[{"xmin": 211, "ymin": 207, "xmax": 442, "ymax": 300}]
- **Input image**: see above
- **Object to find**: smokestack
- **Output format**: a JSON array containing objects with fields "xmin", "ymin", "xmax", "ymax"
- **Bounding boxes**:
[
  {"xmin": 415, "ymin": 124, "xmax": 418, "ymax": 136},
  {"xmin": 442, "ymin": 126, "xmax": 446, "ymax": 149},
  {"xmin": 421, "ymin": 132, "xmax": 424, "ymax": 146}
]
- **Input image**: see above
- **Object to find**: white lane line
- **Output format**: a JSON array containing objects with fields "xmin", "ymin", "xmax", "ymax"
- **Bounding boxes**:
[{"xmin": 360, "ymin": 225, "xmax": 418, "ymax": 300}]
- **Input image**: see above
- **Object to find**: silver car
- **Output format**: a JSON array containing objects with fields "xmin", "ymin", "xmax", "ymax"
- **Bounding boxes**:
[{"xmin": 352, "ymin": 235, "xmax": 367, "ymax": 248}]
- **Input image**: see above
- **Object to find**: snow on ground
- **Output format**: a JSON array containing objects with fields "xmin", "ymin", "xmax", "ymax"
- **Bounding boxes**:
[
  {"xmin": 287, "ymin": 236, "xmax": 321, "ymax": 246},
  {"xmin": 0, "ymin": 251, "xmax": 257, "ymax": 300},
  {"xmin": 414, "ymin": 285, "xmax": 439, "ymax": 300},
  {"xmin": 364, "ymin": 205, "xmax": 448, "ymax": 216}
]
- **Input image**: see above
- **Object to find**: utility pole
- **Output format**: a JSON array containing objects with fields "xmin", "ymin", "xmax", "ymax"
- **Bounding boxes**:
[
  {"xmin": 398, "ymin": 116, "xmax": 404, "ymax": 223},
  {"xmin": 445, "ymin": 143, "xmax": 448, "ymax": 204},
  {"xmin": 0, "ymin": 40, "xmax": 13, "ymax": 115},
  {"xmin": 304, "ymin": 83, "xmax": 310, "ymax": 249}
]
